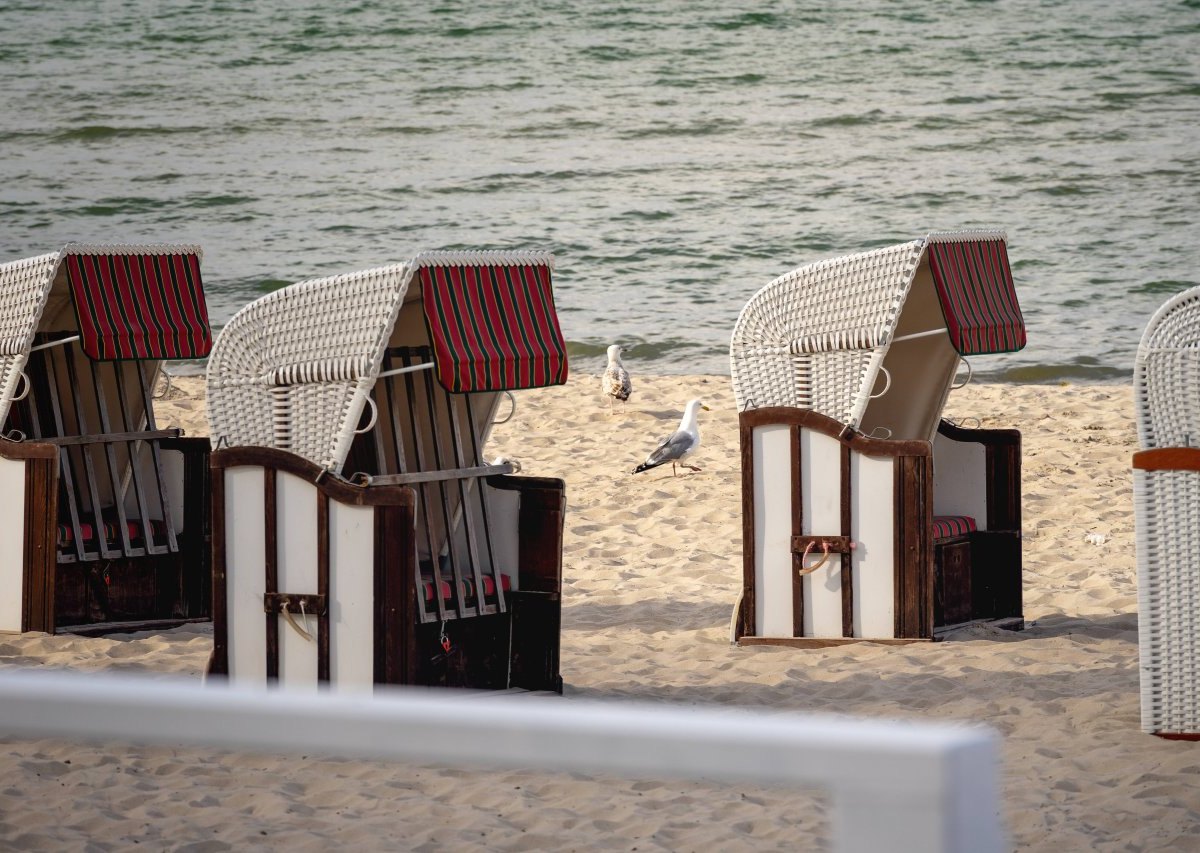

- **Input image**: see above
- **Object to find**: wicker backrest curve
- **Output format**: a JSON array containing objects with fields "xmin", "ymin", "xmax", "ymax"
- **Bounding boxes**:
[
  {"xmin": 729, "ymin": 241, "xmax": 922, "ymax": 425},
  {"xmin": 1134, "ymin": 285, "xmax": 1200, "ymax": 449},
  {"xmin": 0, "ymin": 252, "xmax": 59, "ymax": 428},
  {"xmin": 206, "ymin": 263, "xmax": 414, "ymax": 472}
]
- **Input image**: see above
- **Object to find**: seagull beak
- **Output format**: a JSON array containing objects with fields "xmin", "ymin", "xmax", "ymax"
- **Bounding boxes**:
[{"xmin": 701, "ymin": 404, "xmax": 711, "ymax": 411}]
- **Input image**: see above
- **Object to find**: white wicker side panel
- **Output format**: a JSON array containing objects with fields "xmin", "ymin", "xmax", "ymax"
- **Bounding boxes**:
[
  {"xmin": 0, "ymin": 454, "xmax": 26, "ymax": 632},
  {"xmin": 1134, "ymin": 467, "xmax": 1200, "ymax": 735},
  {"xmin": 729, "ymin": 241, "xmax": 921, "ymax": 428},
  {"xmin": 800, "ymin": 429, "xmax": 844, "ymax": 639},
  {"xmin": 225, "ymin": 466, "xmax": 268, "ymax": 686},
  {"xmin": 329, "ymin": 500, "xmax": 376, "ymax": 692},
  {"xmin": 0, "ymin": 252, "xmax": 59, "ymax": 427},
  {"xmin": 277, "ymin": 472, "xmax": 319, "ymax": 691},
  {"xmin": 752, "ymin": 425, "xmax": 795, "ymax": 638},
  {"xmin": 851, "ymin": 453, "xmax": 896, "ymax": 638},
  {"xmin": 272, "ymin": 382, "xmax": 365, "ymax": 473},
  {"xmin": 207, "ymin": 265, "xmax": 411, "ymax": 472},
  {"xmin": 1134, "ymin": 286, "xmax": 1200, "ymax": 449}
]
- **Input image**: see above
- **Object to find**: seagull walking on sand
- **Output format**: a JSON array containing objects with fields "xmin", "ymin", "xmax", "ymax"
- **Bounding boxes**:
[
  {"xmin": 632, "ymin": 399, "xmax": 710, "ymax": 477},
  {"xmin": 602, "ymin": 344, "xmax": 632, "ymax": 413}
]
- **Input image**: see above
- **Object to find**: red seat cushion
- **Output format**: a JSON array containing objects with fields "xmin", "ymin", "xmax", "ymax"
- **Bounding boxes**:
[
  {"xmin": 57, "ymin": 517, "xmax": 168, "ymax": 549},
  {"xmin": 423, "ymin": 572, "xmax": 512, "ymax": 604},
  {"xmin": 932, "ymin": 515, "xmax": 977, "ymax": 540}
]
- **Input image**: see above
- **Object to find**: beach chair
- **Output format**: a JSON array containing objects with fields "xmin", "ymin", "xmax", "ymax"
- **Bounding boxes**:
[
  {"xmin": 0, "ymin": 244, "xmax": 213, "ymax": 635},
  {"xmin": 205, "ymin": 250, "xmax": 568, "ymax": 692},
  {"xmin": 1132, "ymin": 286, "xmax": 1200, "ymax": 738},
  {"xmin": 729, "ymin": 230, "xmax": 1025, "ymax": 644}
]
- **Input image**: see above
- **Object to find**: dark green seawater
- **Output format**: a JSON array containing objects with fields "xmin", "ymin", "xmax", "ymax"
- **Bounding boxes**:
[{"xmin": 2, "ymin": 0, "xmax": 1198, "ymax": 380}]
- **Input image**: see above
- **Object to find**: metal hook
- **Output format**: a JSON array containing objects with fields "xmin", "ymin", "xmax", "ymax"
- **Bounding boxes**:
[
  {"xmin": 11, "ymin": 371, "xmax": 29, "ymax": 402},
  {"xmin": 354, "ymin": 396, "xmax": 379, "ymax": 434},
  {"xmin": 869, "ymin": 367, "xmax": 892, "ymax": 399},
  {"xmin": 951, "ymin": 357, "xmax": 973, "ymax": 391},
  {"xmin": 491, "ymin": 391, "xmax": 517, "ymax": 426}
]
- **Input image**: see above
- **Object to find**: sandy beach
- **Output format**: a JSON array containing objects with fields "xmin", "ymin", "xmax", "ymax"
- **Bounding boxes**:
[{"xmin": 1, "ymin": 372, "xmax": 1197, "ymax": 851}]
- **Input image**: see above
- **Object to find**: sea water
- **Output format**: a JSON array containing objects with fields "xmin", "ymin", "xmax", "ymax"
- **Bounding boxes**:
[{"xmin": 1, "ymin": 0, "xmax": 1198, "ymax": 380}]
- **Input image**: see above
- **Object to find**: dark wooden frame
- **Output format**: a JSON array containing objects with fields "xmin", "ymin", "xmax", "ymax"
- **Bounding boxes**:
[
  {"xmin": 735, "ymin": 408, "xmax": 1022, "ymax": 645},
  {"xmin": 1, "ymin": 435, "xmax": 210, "ymax": 635},
  {"xmin": 207, "ymin": 447, "xmax": 564, "ymax": 693},
  {"xmin": 1, "ymin": 439, "xmax": 59, "ymax": 633}
]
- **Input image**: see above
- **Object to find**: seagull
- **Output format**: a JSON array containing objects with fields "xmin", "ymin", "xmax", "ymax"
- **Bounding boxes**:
[
  {"xmin": 602, "ymin": 344, "xmax": 632, "ymax": 413},
  {"xmin": 632, "ymin": 399, "xmax": 710, "ymax": 477}
]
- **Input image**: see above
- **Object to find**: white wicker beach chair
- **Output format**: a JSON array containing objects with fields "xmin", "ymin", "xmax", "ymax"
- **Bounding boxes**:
[
  {"xmin": 206, "ymin": 250, "xmax": 568, "ymax": 692},
  {"xmin": 730, "ymin": 230, "xmax": 1026, "ymax": 644},
  {"xmin": 1133, "ymin": 286, "xmax": 1200, "ymax": 738},
  {"xmin": 0, "ymin": 244, "xmax": 213, "ymax": 635}
]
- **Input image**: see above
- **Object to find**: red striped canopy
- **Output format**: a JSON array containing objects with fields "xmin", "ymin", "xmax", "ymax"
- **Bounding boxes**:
[
  {"xmin": 420, "ymin": 261, "xmax": 569, "ymax": 393},
  {"xmin": 927, "ymin": 238, "xmax": 1026, "ymax": 356},
  {"xmin": 64, "ymin": 250, "xmax": 212, "ymax": 361}
]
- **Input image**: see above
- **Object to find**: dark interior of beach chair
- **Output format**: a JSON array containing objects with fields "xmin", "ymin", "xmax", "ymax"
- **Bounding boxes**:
[
  {"xmin": 3, "ymin": 334, "xmax": 209, "ymax": 633},
  {"xmin": 930, "ymin": 420, "xmax": 1023, "ymax": 634},
  {"xmin": 343, "ymin": 345, "xmax": 563, "ymax": 691}
]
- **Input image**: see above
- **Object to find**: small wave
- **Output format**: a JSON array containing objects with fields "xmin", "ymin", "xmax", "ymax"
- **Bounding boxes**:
[
  {"xmin": 182, "ymin": 194, "xmax": 256, "ymax": 209},
  {"xmin": 54, "ymin": 125, "xmax": 198, "ymax": 142},
  {"xmin": 75, "ymin": 197, "xmax": 164, "ymax": 217},
  {"xmin": 997, "ymin": 363, "xmax": 1130, "ymax": 383},
  {"xmin": 1034, "ymin": 184, "xmax": 1099, "ymax": 197},
  {"xmin": 710, "ymin": 12, "xmax": 784, "ymax": 31},
  {"xmin": 441, "ymin": 23, "xmax": 519, "ymax": 38},
  {"xmin": 811, "ymin": 110, "xmax": 887, "ymax": 128},
  {"xmin": 130, "ymin": 173, "xmax": 185, "ymax": 184},
  {"xmin": 1130, "ymin": 279, "xmax": 1195, "ymax": 295},
  {"xmin": 617, "ymin": 118, "xmax": 744, "ymax": 139},
  {"xmin": 581, "ymin": 45, "xmax": 638, "ymax": 61}
]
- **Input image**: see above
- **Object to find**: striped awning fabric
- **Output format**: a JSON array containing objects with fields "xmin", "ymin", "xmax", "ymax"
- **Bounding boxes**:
[
  {"xmin": 64, "ymin": 250, "xmax": 212, "ymax": 361},
  {"xmin": 927, "ymin": 238, "xmax": 1026, "ymax": 356},
  {"xmin": 420, "ymin": 261, "xmax": 569, "ymax": 393}
]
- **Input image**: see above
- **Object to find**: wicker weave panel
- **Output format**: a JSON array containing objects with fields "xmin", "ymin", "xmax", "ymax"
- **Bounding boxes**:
[
  {"xmin": 207, "ymin": 264, "xmax": 412, "ymax": 471},
  {"xmin": 1132, "ymin": 285, "xmax": 1200, "ymax": 735},
  {"xmin": 1134, "ymin": 468, "xmax": 1200, "ymax": 734},
  {"xmin": 0, "ymin": 253, "xmax": 59, "ymax": 426},
  {"xmin": 730, "ymin": 241, "xmax": 920, "ymax": 422},
  {"xmin": 1135, "ymin": 286, "xmax": 1200, "ymax": 449}
]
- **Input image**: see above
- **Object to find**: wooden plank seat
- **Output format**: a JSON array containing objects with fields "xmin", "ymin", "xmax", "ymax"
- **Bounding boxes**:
[
  {"xmin": 0, "ymin": 244, "xmax": 213, "ymax": 635},
  {"xmin": 206, "ymin": 251, "xmax": 568, "ymax": 692}
]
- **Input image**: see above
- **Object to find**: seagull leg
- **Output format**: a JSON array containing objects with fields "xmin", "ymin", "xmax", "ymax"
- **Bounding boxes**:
[{"xmin": 671, "ymin": 462, "xmax": 678, "ymax": 477}]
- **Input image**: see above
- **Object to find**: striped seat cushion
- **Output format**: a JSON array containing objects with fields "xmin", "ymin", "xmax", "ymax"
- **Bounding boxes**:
[
  {"xmin": 932, "ymin": 515, "xmax": 977, "ymax": 540},
  {"xmin": 57, "ymin": 518, "xmax": 168, "ymax": 548},
  {"xmin": 422, "ymin": 572, "xmax": 512, "ymax": 605}
]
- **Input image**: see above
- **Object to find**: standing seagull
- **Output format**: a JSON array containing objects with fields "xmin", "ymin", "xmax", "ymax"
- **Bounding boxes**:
[
  {"xmin": 632, "ymin": 399, "xmax": 710, "ymax": 477},
  {"xmin": 602, "ymin": 344, "xmax": 633, "ymax": 413}
]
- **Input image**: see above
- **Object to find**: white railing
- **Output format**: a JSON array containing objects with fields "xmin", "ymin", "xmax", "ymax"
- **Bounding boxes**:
[{"xmin": 0, "ymin": 670, "xmax": 1005, "ymax": 853}]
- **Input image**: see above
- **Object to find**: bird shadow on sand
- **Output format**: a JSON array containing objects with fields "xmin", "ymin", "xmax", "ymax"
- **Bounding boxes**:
[{"xmin": 635, "ymin": 408, "xmax": 684, "ymax": 422}]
